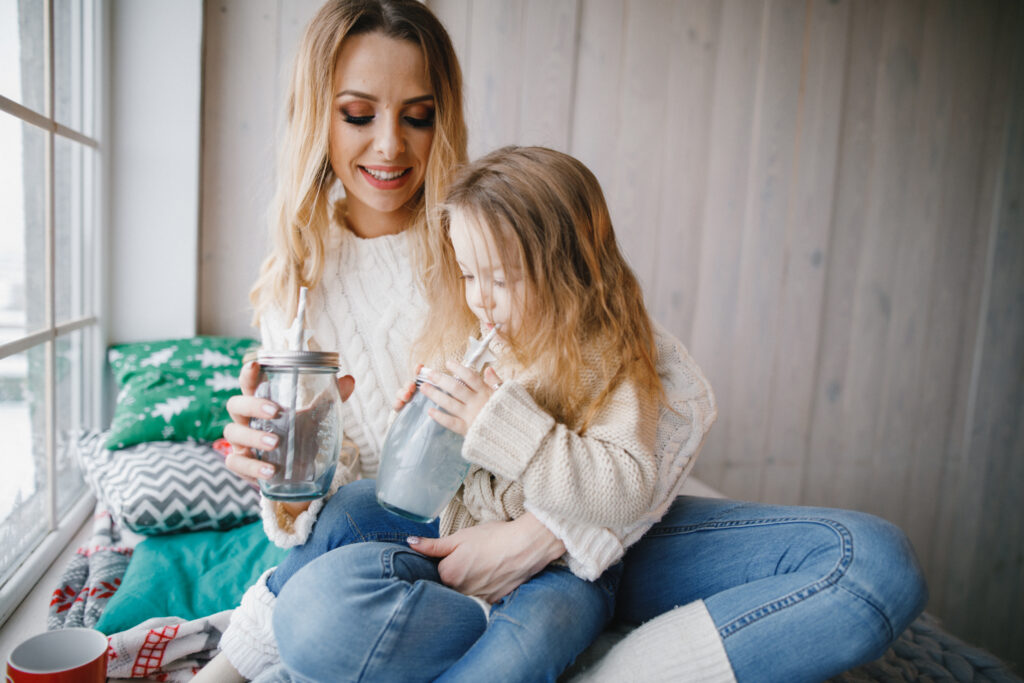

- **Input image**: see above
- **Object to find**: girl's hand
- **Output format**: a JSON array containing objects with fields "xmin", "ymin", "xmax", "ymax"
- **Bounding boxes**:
[
  {"xmin": 224, "ymin": 361, "xmax": 354, "ymax": 514},
  {"xmin": 407, "ymin": 513, "xmax": 566, "ymax": 603},
  {"xmin": 419, "ymin": 362, "xmax": 503, "ymax": 435},
  {"xmin": 392, "ymin": 364, "xmax": 423, "ymax": 412}
]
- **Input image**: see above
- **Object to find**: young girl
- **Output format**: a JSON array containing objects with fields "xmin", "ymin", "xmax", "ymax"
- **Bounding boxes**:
[{"xmin": 265, "ymin": 146, "xmax": 665, "ymax": 682}]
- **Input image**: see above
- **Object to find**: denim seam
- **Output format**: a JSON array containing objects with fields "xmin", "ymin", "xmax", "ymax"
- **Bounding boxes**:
[
  {"xmin": 355, "ymin": 546, "xmax": 406, "ymax": 681},
  {"xmin": 834, "ymin": 578, "xmax": 895, "ymax": 643},
  {"xmin": 345, "ymin": 511, "xmax": 409, "ymax": 544},
  {"xmin": 649, "ymin": 516, "xmax": 857, "ymax": 640},
  {"xmin": 346, "ymin": 511, "xmax": 367, "ymax": 542}
]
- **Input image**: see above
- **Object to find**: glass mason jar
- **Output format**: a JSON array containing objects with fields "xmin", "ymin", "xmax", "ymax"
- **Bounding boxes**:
[
  {"xmin": 250, "ymin": 350, "xmax": 343, "ymax": 501},
  {"xmin": 376, "ymin": 371, "xmax": 469, "ymax": 522}
]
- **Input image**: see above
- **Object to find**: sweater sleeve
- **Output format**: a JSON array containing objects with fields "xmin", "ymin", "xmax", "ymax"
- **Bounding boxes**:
[
  {"xmin": 526, "ymin": 324, "xmax": 718, "ymax": 580},
  {"xmin": 462, "ymin": 374, "xmax": 660, "ymax": 530}
]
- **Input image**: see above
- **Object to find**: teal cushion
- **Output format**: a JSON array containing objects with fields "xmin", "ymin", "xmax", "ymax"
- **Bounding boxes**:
[
  {"xmin": 94, "ymin": 521, "xmax": 287, "ymax": 635},
  {"xmin": 106, "ymin": 336, "xmax": 258, "ymax": 449}
]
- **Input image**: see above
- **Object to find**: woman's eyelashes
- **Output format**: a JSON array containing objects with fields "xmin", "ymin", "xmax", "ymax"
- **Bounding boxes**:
[
  {"xmin": 404, "ymin": 114, "xmax": 434, "ymax": 128},
  {"xmin": 339, "ymin": 106, "xmax": 434, "ymax": 128},
  {"xmin": 343, "ymin": 113, "xmax": 373, "ymax": 125}
]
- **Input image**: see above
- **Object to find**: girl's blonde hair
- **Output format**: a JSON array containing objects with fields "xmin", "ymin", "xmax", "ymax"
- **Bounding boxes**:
[
  {"xmin": 416, "ymin": 146, "xmax": 664, "ymax": 429},
  {"xmin": 250, "ymin": 0, "xmax": 467, "ymax": 324}
]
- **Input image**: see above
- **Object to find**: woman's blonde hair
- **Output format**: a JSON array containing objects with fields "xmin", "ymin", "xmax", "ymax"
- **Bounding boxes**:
[
  {"xmin": 416, "ymin": 146, "xmax": 664, "ymax": 429},
  {"xmin": 250, "ymin": 0, "xmax": 467, "ymax": 323}
]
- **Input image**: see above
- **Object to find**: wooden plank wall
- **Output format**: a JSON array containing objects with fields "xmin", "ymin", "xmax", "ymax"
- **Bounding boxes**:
[
  {"xmin": 198, "ymin": 0, "xmax": 1024, "ymax": 669},
  {"xmin": 198, "ymin": 0, "xmax": 324, "ymax": 335}
]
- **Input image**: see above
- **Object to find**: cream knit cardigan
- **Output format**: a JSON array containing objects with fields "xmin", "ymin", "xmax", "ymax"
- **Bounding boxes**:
[
  {"xmin": 439, "ymin": 342, "xmax": 660, "ymax": 542},
  {"xmin": 257, "ymin": 221, "xmax": 717, "ymax": 580}
]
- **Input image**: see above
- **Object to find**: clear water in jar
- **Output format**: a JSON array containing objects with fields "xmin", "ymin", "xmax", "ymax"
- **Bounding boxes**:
[{"xmin": 376, "ymin": 389, "xmax": 470, "ymax": 522}]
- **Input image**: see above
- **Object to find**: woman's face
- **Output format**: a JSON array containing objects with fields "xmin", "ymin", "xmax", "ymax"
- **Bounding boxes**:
[
  {"xmin": 448, "ymin": 207, "xmax": 526, "ymax": 340},
  {"xmin": 330, "ymin": 32, "xmax": 435, "ymax": 235}
]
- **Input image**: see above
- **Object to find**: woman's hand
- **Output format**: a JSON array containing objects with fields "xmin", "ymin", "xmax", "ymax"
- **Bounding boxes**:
[
  {"xmin": 419, "ymin": 362, "xmax": 503, "ymax": 435},
  {"xmin": 223, "ymin": 361, "xmax": 354, "ymax": 515},
  {"xmin": 223, "ymin": 361, "xmax": 280, "ymax": 485},
  {"xmin": 407, "ymin": 512, "xmax": 566, "ymax": 603}
]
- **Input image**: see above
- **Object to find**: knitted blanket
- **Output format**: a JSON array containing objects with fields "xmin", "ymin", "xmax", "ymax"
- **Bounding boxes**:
[
  {"xmin": 104, "ymin": 611, "xmax": 231, "ymax": 682},
  {"xmin": 828, "ymin": 612, "xmax": 1022, "ymax": 683},
  {"xmin": 47, "ymin": 506, "xmax": 137, "ymax": 630}
]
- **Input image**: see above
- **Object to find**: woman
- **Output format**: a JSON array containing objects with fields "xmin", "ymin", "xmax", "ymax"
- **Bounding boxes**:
[{"xmin": 209, "ymin": 1, "xmax": 927, "ymax": 681}]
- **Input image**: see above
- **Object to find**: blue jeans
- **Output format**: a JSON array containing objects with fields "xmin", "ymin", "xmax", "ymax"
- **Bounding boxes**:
[
  {"xmin": 616, "ymin": 496, "xmax": 928, "ymax": 682},
  {"xmin": 268, "ymin": 479, "xmax": 619, "ymax": 682},
  {"xmin": 267, "ymin": 481, "xmax": 927, "ymax": 683}
]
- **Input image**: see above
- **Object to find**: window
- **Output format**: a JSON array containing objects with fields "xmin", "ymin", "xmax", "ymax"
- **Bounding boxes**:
[{"xmin": 0, "ymin": 0, "xmax": 103, "ymax": 623}]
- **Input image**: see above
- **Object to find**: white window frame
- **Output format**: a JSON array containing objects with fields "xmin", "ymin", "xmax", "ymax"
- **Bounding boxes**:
[{"xmin": 0, "ymin": 0, "xmax": 105, "ymax": 626}]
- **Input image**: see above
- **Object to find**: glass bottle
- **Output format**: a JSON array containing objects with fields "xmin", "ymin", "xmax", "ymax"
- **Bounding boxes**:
[
  {"xmin": 375, "ymin": 370, "xmax": 470, "ymax": 522},
  {"xmin": 376, "ymin": 327, "xmax": 500, "ymax": 522}
]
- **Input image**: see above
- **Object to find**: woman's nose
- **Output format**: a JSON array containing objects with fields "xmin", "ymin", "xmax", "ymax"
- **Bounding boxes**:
[{"xmin": 374, "ymin": 115, "xmax": 405, "ymax": 159}]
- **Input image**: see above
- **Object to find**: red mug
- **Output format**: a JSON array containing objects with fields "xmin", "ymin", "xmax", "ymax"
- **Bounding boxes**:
[{"xmin": 5, "ymin": 628, "xmax": 108, "ymax": 683}]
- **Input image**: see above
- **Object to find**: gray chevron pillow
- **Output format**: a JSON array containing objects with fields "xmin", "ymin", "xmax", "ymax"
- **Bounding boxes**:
[{"xmin": 75, "ymin": 432, "xmax": 260, "ymax": 535}]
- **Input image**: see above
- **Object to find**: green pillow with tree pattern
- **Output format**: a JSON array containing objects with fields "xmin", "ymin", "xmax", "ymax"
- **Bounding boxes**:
[{"xmin": 105, "ymin": 336, "xmax": 258, "ymax": 450}]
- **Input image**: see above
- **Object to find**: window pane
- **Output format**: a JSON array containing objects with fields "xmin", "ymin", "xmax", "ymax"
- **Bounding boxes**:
[
  {"xmin": 0, "ymin": 344, "xmax": 49, "ymax": 586},
  {"xmin": 0, "ymin": 0, "xmax": 46, "ymax": 116},
  {"xmin": 56, "ymin": 330, "xmax": 91, "ymax": 517},
  {"xmin": 55, "ymin": 0, "xmax": 96, "ymax": 137},
  {"xmin": 56, "ymin": 137, "xmax": 95, "ymax": 322},
  {"xmin": 0, "ymin": 114, "xmax": 46, "ymax": 344}
]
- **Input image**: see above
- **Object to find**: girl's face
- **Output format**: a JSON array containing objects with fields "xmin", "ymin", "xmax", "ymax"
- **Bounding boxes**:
[
  {"xmin": 448, "ymin": 207, "xmax": 526, "ymax": 340},
  {"xmin": 330, "ymin": 32, "xmax": 435, "ymax": 236}
]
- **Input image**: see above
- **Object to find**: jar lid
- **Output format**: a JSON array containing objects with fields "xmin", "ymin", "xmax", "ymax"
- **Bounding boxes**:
[{"xmin": 257, "ymin": 350, "xmax": 340, "ymax": 370}]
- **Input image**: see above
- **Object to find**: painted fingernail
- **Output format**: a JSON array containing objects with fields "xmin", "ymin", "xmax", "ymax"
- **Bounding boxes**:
[
  {"xmin": 261, "ymin": 403, "xmax": 278, "ymax": 416},
  {"xmin": 260, "ymin": 465, "xmax": 275, "ymax": 478},
  {"xmin": 261, "ymin": 434, "xmax": 278, "ymax": 447},
  {"xmin": 407, "ymin": 536, "xmax": 420, "ymax": 545}
]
